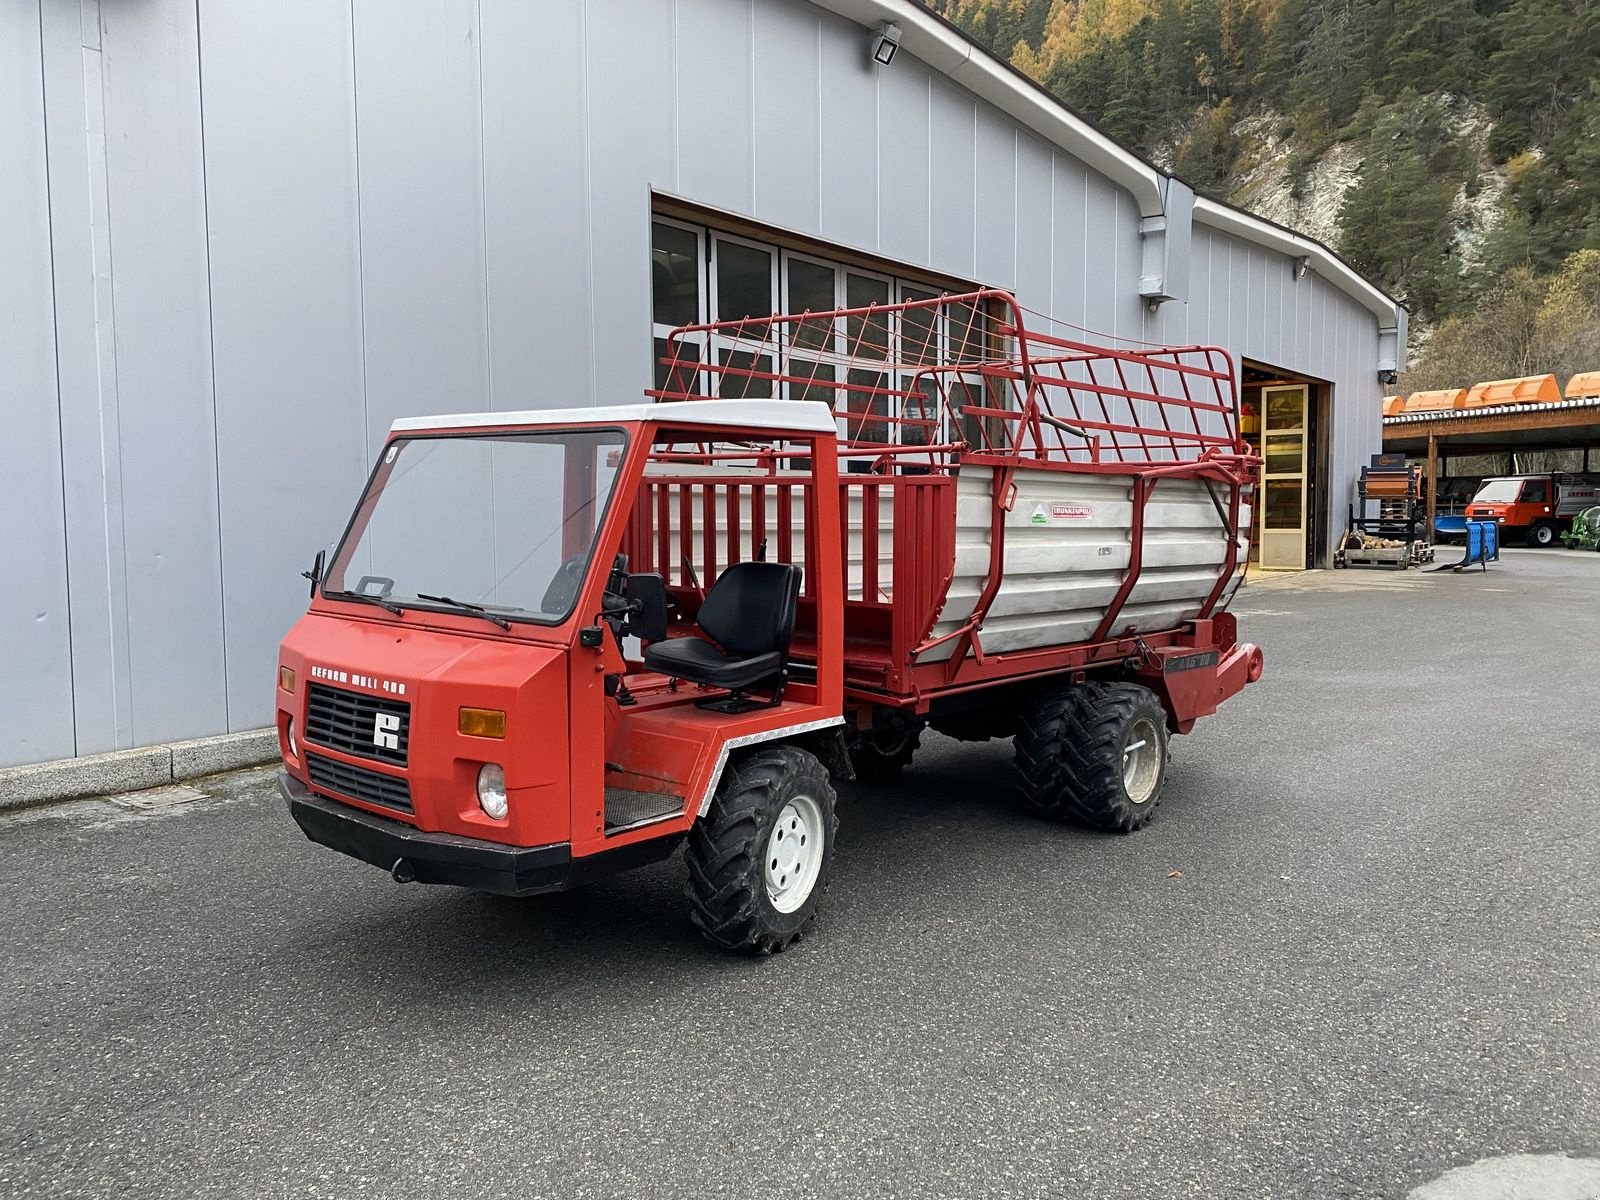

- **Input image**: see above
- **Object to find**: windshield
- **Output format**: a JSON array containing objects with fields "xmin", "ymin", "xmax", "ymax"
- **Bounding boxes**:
[
  {"xmin": 1471, "ymin": 479, "xmax": 1523, "ymax": 503},
  {"xmin": 324, "ymin": 428, "xmax": 628, "ymax": 624}
]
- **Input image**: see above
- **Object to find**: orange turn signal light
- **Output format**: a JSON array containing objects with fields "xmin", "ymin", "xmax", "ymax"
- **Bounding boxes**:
[
  {"xmin": 458, "ymin": 707, "xmax": 507, "ymax": 739},
  {"xmin": 279, "ymin": 666, "xmax": 296, "ymax": 693}
]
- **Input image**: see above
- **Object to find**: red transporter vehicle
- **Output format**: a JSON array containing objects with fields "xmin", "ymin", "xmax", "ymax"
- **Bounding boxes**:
[{"xmin": 277, "ymin": 291, "xmax": 1263, "ymax": 953}]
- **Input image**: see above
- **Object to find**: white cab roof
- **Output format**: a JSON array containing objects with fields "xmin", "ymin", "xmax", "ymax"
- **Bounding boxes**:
[{"xmin": 390, "ymin": 399, "xmax": 837, "ymax": 435}]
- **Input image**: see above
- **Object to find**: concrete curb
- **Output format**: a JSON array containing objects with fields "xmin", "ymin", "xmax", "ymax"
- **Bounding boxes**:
[{"xmin": 0, "ymin": 729, "xmax": 278, "ymax": 813}]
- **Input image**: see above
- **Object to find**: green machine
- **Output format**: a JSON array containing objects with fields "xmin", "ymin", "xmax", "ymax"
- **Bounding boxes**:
[{"xmin": 1561, "ymin": 505, "xmax": 1600, "ymax": 550}]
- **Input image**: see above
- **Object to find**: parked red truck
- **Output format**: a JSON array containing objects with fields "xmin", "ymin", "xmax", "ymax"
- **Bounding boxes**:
[
  {"xmin": 277, "ymin": 291, "xmax": 1263, "ymax": 953},
  {"xmin": 1465, "ymin": 473, "xmax": 1600, "ymax": 546}
]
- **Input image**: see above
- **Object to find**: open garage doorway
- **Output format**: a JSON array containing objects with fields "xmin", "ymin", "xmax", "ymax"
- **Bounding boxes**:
[{"xmin": 1241, "ymin": 362, "xmax": 1331, "ymax": 569}]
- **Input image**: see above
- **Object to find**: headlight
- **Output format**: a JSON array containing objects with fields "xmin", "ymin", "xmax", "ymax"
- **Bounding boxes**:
[
  {"xmin": 476, "ymin": 763, "xmax": 508, "ymax": 820},
  {"xmin": 286, "ymin": 716, "xmax": 298, "ymax": 760}
]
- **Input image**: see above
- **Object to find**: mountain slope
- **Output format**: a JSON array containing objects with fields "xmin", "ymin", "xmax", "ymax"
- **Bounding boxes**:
[{"xmin": 921, "ymin": 0, "xmax": 1600, "ymax": 385}]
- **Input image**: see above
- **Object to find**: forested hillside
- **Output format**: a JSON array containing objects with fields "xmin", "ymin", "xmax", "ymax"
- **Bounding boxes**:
[{"xmin": 921, "ymin": 0, "xmax": 1600, "ymax": 388}]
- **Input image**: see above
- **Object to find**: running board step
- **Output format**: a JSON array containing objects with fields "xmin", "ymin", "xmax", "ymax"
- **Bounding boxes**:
[{"xmin": 604, "ymin": 787, "xmax": 684, "ymax": 833}]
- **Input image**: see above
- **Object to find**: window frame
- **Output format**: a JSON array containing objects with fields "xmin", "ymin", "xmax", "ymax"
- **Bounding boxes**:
[
  {"xmin": 650, "ymin": 209, "xmax": 986, "ymax": 442},
  {"xmin": 650, "ymin": 215, "xmax": 708, "ymax": 397}
]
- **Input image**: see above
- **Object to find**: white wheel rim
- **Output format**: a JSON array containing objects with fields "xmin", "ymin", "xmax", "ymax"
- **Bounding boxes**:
[
  {"xmin": 764, "ymin": 794, "xmax": 825, "ymax": 914},
  {"xmin": 1122, "ymin": 717, "xmax": 1162, "ymax": 806}
]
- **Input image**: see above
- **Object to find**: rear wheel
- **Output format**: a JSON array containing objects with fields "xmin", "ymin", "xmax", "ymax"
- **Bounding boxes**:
[
  {"xmin": 1014, "ymin": 682, "xmax": 1171, "ymax": 832},
  {"xmin": 685, "ymin": 745, "xmax": 837, "ymax": 954},
  {"xmin": 1527, "ymin": 522, "xmax": 1557, "ymax": 547}
]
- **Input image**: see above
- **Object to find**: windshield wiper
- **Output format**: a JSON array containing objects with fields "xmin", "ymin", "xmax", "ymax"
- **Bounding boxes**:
[
  {"xmin": 325, "ymin": 590, "xmax": 407, "ymax": 617},
  {"xmin": 414, "ymin": 593, "xmax": 511, "ymax": 630}
]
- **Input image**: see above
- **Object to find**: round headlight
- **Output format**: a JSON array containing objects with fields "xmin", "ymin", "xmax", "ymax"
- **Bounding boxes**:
[
  {"xmin": 286, "ymin": 716, "xmax": 298, "ymax": 760},
  {"xmin": 476, "ymin": 763, "xmax": 508, "ymax": 820}
]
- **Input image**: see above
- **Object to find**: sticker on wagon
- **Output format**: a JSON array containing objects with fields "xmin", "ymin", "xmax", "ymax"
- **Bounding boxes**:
[{"xmin": 1051, "ymin": 503, "xmax": 1094, "ymax": 520}]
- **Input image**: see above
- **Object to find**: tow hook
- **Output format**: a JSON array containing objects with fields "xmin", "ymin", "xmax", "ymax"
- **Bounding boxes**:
[{"xmin": 390, "ymin": 858, "xmax": 416, "ymax": 884}]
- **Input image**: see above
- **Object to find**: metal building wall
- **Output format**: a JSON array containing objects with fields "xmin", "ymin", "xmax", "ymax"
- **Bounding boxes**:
[{"xmin": 3, "ymin": 0, "xmax": 1383, "ymax": 768}]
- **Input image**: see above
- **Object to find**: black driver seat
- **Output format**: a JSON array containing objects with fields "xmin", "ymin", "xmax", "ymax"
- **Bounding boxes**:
[{"xmin": 643, "ymin": 561, "xmax": 801, "ymax": 699}]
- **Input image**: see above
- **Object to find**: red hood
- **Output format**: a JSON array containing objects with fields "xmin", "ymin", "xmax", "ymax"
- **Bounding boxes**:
[{"xmin": 277, "ymin": 612, "xmax": 571, "ymax": 844}]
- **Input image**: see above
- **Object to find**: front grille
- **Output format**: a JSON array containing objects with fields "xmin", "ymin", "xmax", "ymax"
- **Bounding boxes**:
[
  {"xmin": 306, "ymin": 752, "xmax": 413, "ymax": 813},
  {"xmin": 304, "ymin": 683, "xmax": 410, "ymax": 767}
]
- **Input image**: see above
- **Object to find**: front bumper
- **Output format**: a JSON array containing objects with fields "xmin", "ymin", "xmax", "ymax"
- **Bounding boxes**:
[{"xmin": 281, "ymin": 772, "xmax": 680, "ymax": 896}]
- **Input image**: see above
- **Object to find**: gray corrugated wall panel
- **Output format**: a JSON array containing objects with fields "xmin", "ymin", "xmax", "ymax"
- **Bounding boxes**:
[
  {"xmin": 1011, "ymin": 131, "xmax": 1052, "ymax": 307},
  {"xmin": 350, "ymin": 0, "xmax": 487, "ymax": 442},
  {"xmin": 1299, "ymin": 267, "xmax": 1312, "ymax": 371},
  {"xmin": 198, "ymin": 0, "xmax": 368, "ymax": 730},
  {"xmin": 1246, "ymin": 246, "xmax": 1264, "ymax": 358},
  {"xmin": 40, "ymin": 1, "xmax": 133, "ymax": 756},
  {"xmin": 817, "ymin": 10, "xmax": 878, "ymax": 250},
  {"xmin": 1082, "ymin": 175, "xmax": 1118, "ymax": 335},
  {"xmin": 1262, "ymin": 248, "xmax": 1287, "ymax": 367},
  {"xmin": 928, "ymin": 80, "xmax": 976, "ymax": 280},
  {"xmin": 974, "ymin": 111, "xmax": 1016, "ymax": 288},
  {"xmin": 1049, "ymin": 154, "xmax": 1087, "ymax": 325},
  {"xmin": 754, "ymin": 0, "xmax": 823, "ymax": 235},
  {"xmin": 676, "ymin": 0, "xmax": 754, "ymax": 216},
  {"xmin": 877, "ymin": 61, "xmax": 931, "ymax": 266},
  {"xmin": 480, "ymin": 0, "xmax": 591, "ymax": 409},
  {"xmin": 589, "ymin": 0, "xmax": 674, "ymax": 406},
  {"xmin": 1226, "ymin": 238, "xmax": 1248, "ymax": 361},
  {"xmin": 99, "ymin": 0, "xmax": 228, "ymax": 745},
  {"xmin": 1114, "ymin": 188, "xmax": 1146, "ymax": 342},
  {"xmin": 0, "ymin": 1, "xmax": 76, "ymax": 767}
]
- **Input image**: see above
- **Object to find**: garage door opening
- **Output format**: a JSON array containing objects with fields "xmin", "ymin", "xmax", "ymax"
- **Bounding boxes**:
[{"xmin": 1242, "ymin": 362, "xmax": 1331, "ymax": 569}]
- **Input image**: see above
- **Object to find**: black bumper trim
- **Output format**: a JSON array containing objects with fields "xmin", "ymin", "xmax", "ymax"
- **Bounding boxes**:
[{"xmin": 280, "ymin": 771, "xmax": 683, "ymax": 896}]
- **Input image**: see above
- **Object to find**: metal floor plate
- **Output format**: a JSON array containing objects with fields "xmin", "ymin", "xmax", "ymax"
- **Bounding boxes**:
[{"xmin": 604, "ymin": 787, "xmax": 683, "ymax": 833}]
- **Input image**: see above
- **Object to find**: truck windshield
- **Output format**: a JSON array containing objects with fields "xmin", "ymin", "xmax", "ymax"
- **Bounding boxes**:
[
  {"xmin": 1471, "ymin": 479, "xmax": 1523, "ymax": 503},
  {"xmin": 324, "ymin": 428, "xmax": 628, "ymax": 624}
]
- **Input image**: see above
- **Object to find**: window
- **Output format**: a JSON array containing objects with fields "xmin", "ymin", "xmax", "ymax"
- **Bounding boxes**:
[
  {"xmin": 649, "ymin": 211, "xmax": 983, "ymax": 440},
  {"xmin": 651, "ymin": 218, "xmax": 706, "ymax": 396}
]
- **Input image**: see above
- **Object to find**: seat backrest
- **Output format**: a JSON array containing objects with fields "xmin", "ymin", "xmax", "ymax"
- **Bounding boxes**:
[{"xmin": 696, "ymin": 561, "xmax": 802, "ymax": 657}]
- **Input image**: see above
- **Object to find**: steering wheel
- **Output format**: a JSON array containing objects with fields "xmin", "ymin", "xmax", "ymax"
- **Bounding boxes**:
[{"xmin": 540, "ymin": 555, "xmax": 587, "ymax": 613}]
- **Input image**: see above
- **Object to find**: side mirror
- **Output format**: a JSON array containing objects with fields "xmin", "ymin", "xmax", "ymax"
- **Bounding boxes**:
[
  {"xmin": 624, "ymin": 573, "xmax": 668, "ymax": 642},
  {"xmin": 303, "ymin": 549, "xmax": 327, "ymax": 599}
]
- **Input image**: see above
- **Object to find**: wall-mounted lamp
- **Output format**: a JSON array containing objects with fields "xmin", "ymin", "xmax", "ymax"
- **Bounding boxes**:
[
  {"xmin": 871, "ymin": 22, "xmax": 901, "ymax": 66},
  {"xmin": 1378, "ymin": 369, "xmax": 1398, "ymax": 386},
  {"xmin": 1293, "ymin": 255, "xmax": 1310, "ymax": 280}
]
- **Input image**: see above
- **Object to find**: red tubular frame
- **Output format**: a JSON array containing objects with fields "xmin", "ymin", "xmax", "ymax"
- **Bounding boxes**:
[{"xmin": 638, "ymin": 290, "xmax": 1259, "ymax": 708}]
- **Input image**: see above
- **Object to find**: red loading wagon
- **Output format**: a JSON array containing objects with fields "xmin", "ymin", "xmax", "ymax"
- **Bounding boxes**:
[{"xmin": 275, "ymin": 289, "xmax": 1263, "ymax": 953}]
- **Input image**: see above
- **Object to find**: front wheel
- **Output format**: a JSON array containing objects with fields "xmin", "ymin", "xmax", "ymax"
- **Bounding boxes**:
[
  {"xmin": 1014, "ymin": 682, "xmax": 1171, "ymax": 832},
  {"xmin": 685, "ymin": 745, "xmax": 837, "ymax": 954}
]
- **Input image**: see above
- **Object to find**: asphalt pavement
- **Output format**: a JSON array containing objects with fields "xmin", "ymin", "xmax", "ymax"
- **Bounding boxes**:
[{"xmin": 3, "ymin": 549, "xmax": 1598, "ymax": 1199}]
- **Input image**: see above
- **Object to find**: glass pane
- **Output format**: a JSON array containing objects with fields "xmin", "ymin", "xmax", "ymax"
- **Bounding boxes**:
[
  {"xmin": 1263, "ymin": 479, "xmax": 1302, "ymax": 530},
  {"xmin": 846, "ymin": 274, "xmax": 891, "ymax": 359},
  {"xmin": 901, "ymin": 378, "xmax": 939, "ymax": 445},
  {"xmin": 651, "ymin": 222, "xmax": 700, "ymax": 328},
  {"xmin": 900, "ymin": 286, "xmax": 939, "ymax": 367},
  {"xmin": 845, "ymin": 367, "xmax": 890, "ymax": 439},
  {"xmin": 653, "ymin": 337, "xmax": 701, "ymax": 396},
  {"xmin": 787, "ymin": 259, "xmax": 836, "ymax": 355},
  {"xmin": 1265, "ymin": 389, "xmax": 1305, "ymax": 430},
  {"xmin": 718, "ymin": 347, "xmax": 774, "ymax": 399},
  {"xmin": 946, "ymin": 299, "xmax": 984, "ymax": 364},
  {"xmin": 1263, "ymin": 433, "xmax": 1304, "ymax": 476},
  {"xmin": 788, "ymin": 359, "xmax": 836, "ymax": 406},
  {"xmin": 715, "ymin": 240, "xmax": 774, "ymax": 330},
  {"xmin": 947, "ymin": 376, "xmax": 984, "ymax": 446},
  {"xmin": 326, "ymin": 430, "xmax": 626, "ymax": 623}
]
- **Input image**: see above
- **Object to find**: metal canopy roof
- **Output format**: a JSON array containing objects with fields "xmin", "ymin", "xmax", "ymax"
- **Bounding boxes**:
[{"xmin": 1381, "ymin": 397, "xmax": 1600, "ymax": 454}]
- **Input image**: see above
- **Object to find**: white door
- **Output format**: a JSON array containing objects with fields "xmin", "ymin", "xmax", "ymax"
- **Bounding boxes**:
[{"xmin": 1259, "ymin": 385, "xmax": 1309, "ymax": 569}]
